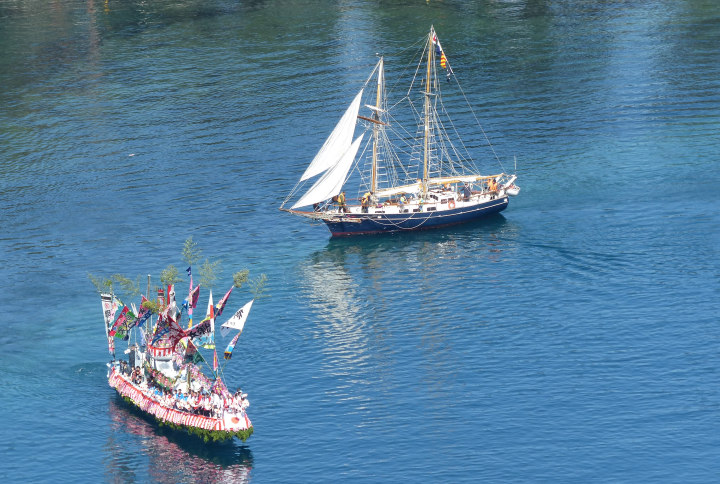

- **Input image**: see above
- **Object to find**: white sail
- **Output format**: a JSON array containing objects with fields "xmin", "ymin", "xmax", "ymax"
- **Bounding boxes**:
[
  {"xmin": 300, "ymin": 89, "xmax": 364, "ymax": 181},
  {"xmin": 292, "ymin": 134, "xmax": 365, "ymax": 209}
]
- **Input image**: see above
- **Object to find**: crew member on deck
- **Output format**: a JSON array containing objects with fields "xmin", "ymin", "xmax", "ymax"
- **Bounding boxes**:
[
  {"xmin": 338, "ymin": 191, "xmax": 349, "ymax": 213},
  {"xmin": 488, "ymin": 178, "xmax": 498, "ymax": 199},
  {"xmin": 361, "ymin": 192, "xmax": 371, "ymax": 213}
]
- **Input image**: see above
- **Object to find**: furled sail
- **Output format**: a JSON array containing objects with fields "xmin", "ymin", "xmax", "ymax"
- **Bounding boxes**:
[
  {"xmin": 374, "ymin": 183, "xmax": 422, "ymax": 199},
  {"xmin": 292, "ymin": 134, "xmax": 365, "ymax": 209},
  {"xmin": 299, "ymin": 90, "xmax": 364, "ymax": 181}
]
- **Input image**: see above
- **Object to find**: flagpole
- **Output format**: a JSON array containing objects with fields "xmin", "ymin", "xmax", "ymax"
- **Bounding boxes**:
[{"xmin": 220, "ymin": 352, "xmax": 233, "ymax": 374}]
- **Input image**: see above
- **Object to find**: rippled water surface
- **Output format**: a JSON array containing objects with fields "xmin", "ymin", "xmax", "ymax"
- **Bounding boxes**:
[{"xmin": 1, "ymin": 1, "xmax": 719, "ymax": 482}]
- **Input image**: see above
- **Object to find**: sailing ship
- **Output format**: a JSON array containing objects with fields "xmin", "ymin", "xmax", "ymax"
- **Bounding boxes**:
[
  {"xmin": 101, "ymin": 277, "xmax": 255, "ymax": 442},
  {"xmin": 281, "ymin": 26, "xmax": 520, "ymax": 236}
]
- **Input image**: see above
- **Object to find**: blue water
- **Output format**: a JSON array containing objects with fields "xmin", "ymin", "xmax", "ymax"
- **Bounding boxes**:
[{"xmin": 1, "ymin": 1, "xmax": 719, "ymax": 482}]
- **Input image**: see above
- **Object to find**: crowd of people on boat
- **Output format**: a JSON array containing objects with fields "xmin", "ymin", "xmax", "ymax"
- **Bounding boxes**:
[
  {"xmin": 117, "ymin": 359, "xmax": 248, "ymax": 419},
  {"xmin": 318, "ymin": 178, "xmax": 502, "ymax": 213}
]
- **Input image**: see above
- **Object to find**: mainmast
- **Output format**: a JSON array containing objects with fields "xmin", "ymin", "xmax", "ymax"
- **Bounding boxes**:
[
  {"xmin": 423, "ymin": 27, "xmax": 435, "ymax": 197},
  {"xmin": 370, "ymin": 57, "xmax": 384, "ymax": 195}
]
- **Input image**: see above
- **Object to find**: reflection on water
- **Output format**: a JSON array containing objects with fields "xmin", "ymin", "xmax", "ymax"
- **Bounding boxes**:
[
  {"xmin": 106, "ymin": 398, "xmax": 252, "ymax": 483},
  {"xmin": 296, "ymin": 215, "xmax": 521, "ymax": 413}
]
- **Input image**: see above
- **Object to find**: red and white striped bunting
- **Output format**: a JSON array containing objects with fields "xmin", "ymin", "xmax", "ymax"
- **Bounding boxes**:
[{"xmin": 108, "ymin": 368, "xmax": 248, "ymax": 432}]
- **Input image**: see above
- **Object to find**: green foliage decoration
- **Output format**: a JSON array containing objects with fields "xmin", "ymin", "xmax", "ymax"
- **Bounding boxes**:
[
  {"xmin": 88, "ymin": 273, "xmax": 141, "ymax": 302},
  {"xmin": 112, "ymin": 274, "xmax": 141, "ymax": 300},
  {"xmin": 160, "ymin": 265, "xmax": 182, "ymax": 287},
  {"xmin": 182, "ymin": 236, "xmax": 202, "ymax": 268},
  {"xmin": 199, "ymin": 258, "xmax": 222, "ymax": 290},
  {"xmin": 88, "ymin": 273, "xmax": 113, "ymax": 294},
  {"xmin": 250, "ymin": 273, "xmax": 268, "ymax": 299},
  {"xmin": 141, "ymin": 299, "xmax": 161, "ymax": 315},
  {"xmin": 232, "ymin": 269, "xmax": 249, "ymax": 289}
]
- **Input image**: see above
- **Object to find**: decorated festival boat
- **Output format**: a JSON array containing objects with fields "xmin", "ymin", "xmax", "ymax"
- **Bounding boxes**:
[
  {"xmin": 281, "ymin": 26, "xmax": 520, "ymax": 236},
  {"xmin": 101, "ymin": 269, "xmax": 256, "ymax": 442}
]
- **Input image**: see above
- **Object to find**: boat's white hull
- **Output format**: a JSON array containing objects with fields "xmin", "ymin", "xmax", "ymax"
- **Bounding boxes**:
[{"xmin": 108, "ymin": 367, "xmax": 252, "ymax": 441}]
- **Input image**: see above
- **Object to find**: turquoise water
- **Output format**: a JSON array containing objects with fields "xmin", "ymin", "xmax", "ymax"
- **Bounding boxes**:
[{"xmin": 1, "ymin": 1, "xmax": 719, "ymax": 482}]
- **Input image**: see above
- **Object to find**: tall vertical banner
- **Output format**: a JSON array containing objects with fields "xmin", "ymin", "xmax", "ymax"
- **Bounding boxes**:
[
  {"xmin": 101, "ymin": 293, "xmax": 115, "ymax": 357},
  {"xmin": 101, "ymin": 294, "xmax": 113, "ymax": 330}
]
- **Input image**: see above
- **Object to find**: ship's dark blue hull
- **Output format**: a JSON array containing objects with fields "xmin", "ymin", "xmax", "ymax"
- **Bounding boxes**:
[{"xmin": 324, "ymin": 197, "xmax": 509, "ymax": 236}]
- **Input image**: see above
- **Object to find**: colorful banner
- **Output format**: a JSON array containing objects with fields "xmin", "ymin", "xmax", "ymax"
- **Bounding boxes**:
[
  {"xmin": 151, "ymin": 315, "xmax": 171, "ymax": 344},
  {"xmin": 151, "ymin": 304, "xmax": 186, "ymax": 345},
  {"xmin": 224, "ymin": 331, "xmax": 241, "ymax": 360},
  {"xmin": 220, "ymin": 299, "xmax": 254, "ymax": 337},
  {"xmin": 432, "ymin": 32, "xmax": 453, "ymax": 75},
  {"xmin": 215, "ymin": 286, "xmax": 233, "ymax": 318},
  {"xmin": 196, "ymin": 291, "xmax": 215, "ymax": 349},
  {"xmin": 101, "ymin": 293, "xmax": 113, "ymax": 330},
  {"xmin": 130, "ymin": 296, "xmax": 152, "ymax": 330},
  {"xmin": 109, "ymin": 306, "xmax": 129, "ymax": 337},
  {"xmin": 189, "ymin": 285, "xmax": 200, "ymax": 309},
  {"xmin": 186, "ymin": 318, "xmax": 212, "ymax": 339}
]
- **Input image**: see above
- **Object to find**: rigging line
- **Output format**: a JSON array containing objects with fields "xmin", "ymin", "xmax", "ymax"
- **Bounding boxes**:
[
  {"xmin": 351, "ymin": 139, "xmax": 374, "ymax": 195},
  {"xmin": 281, "ymin": 177, "xmax": 306, "ymax": 208},
  {"xmin": 435, "ymin": 100, "xmax": 482, "ymax": 175},
  {"xmin": 363, "ymin": 59, "xmax": 383, "ymax": 88},
  {"xmin": 373, "ymin": 210, "xmax": 434, "ymax": 230},
  {"xmin": 386, "ymin": 110, "xmax": 418, "ymax": 147},
  {"xmin": 387, "ymin": 94, "xmax": 410, "ymax": 112},
  {"xmin": 384, "ymin": 37, "xmax": 425, "ymax": 101},
  {"xmin": 220, "ymin": 353, "xmax": 234, "ymax": 375},
  {"xmin": 378, "ymin": 135, "xmax": 412, "ymax": 181},
  {"xmin": 452, "ymin": 74, "xmax": 506, "ymax": 173},
  {"xmin": 407, "ymin": 39, "xmax": 429, "ymax": 98},
  {"xmin": 191, "ymin": 342, "xmax": 220, "ymax": 380},
  {"xmin": 434, "ymin": 85, "xmax": 468, "ymax": 157}
]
